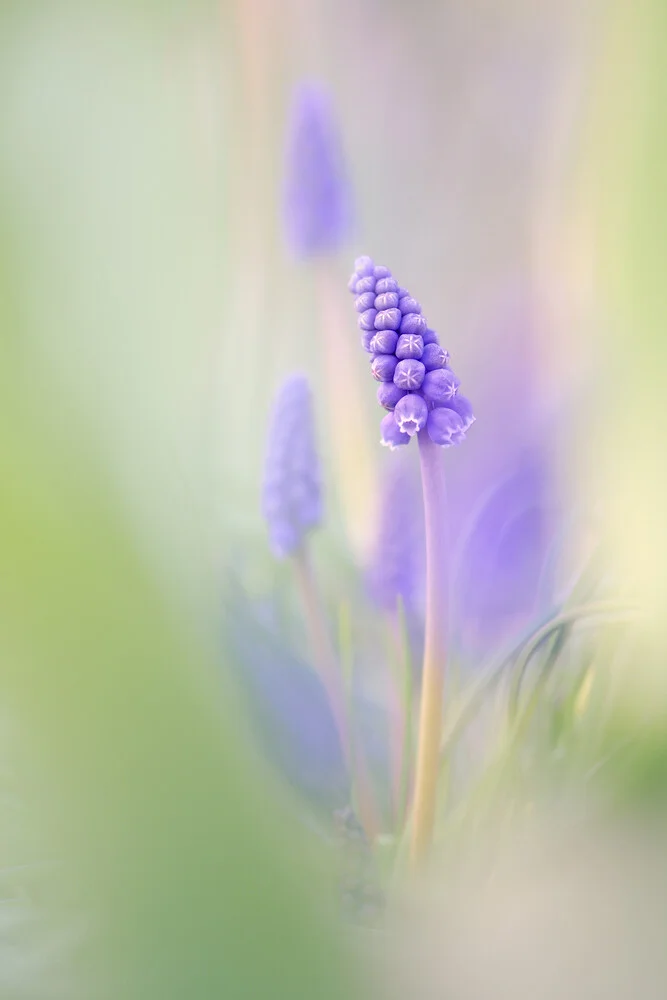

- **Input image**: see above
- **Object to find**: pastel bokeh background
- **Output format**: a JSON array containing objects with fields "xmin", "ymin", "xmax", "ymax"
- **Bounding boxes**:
[{"xmin": 1, "ymin": 0, "xmax": 666, "ymax": 996}]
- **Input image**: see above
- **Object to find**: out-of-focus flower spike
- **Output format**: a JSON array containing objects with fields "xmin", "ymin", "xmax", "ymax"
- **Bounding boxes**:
[
  {"xmin": 262, "ymin": 374, "xmax": 322, "ymax": 558},
  {"xmin": 283, "ymin": 82, "xmax": 352, "ymax": 258}
]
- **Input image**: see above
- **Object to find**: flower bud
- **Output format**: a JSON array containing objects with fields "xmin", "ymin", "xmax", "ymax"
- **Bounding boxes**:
[
  {"xmin": 370, "ymin": 330, "xmax": 399, "ymax": 354},
  {"xmin": 380, "ymin": 412, "xmax": 410, "ymax": 450},
  {"xmin": 395, "ymin": 333, "xmax": 424, "ymax": 360},
  {"xmin": 374, "ymin": 308, "xmax": 402, "ymax": 331},
  {"xmin": 439, "ymin": 393, "xmax": 475, "ymax": 431},
  {"xmin": 358, "ymin": 309, "xmax": 378, "ymax": 331},
  {"xmin": 371, "ymin": 354, "xmax": 399, "ymax": 382},
  {"xmin": 421, "ymin": 367, "xmax": 460, "ymax": 405},
  {"xmin": 426, "ymin": 407, "xmax": 465, "ymax": 447},
  {"xmin": 377, "ymin": 383, "xmax": 407, "ymax": 410},
  {"xmin": 394, "ymin": 359, "xmax": 425, "ymax": 391},
  {"xmin": 394, "ymin": 393, "xmax": 429, "ymax": 436},
  {"xmin": 374, "ymin": 291, "xmax": 400, "ymax": 311},
  {"xmin": 400, "ymin": 312, "xmax": 427, "ymax": 336},
  {"xmin": 421, "ymin": 342, "xmax": 449, "ymax": 371}
]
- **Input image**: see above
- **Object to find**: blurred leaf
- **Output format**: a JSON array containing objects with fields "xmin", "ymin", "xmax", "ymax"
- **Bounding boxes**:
[{"xmin": 0, "ymin": 4, "xmax": 361, "ymax": 997}]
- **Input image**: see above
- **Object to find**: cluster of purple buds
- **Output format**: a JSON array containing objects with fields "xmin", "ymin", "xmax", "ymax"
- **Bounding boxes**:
[{"xmin": 348, "ymin": 257, "xmax": 475, "ymax": 450}]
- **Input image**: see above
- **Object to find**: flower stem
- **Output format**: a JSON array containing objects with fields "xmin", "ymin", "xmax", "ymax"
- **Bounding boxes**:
[
  {"xmin": 293, "ymin": 544, "xmax": 382, "ymax": 839},
  {"xmin": 410, "ymin": 430, "xmax": 449, "ymax": 867},
  {"xmin": 316, "ymin": 263, "xmax": 377, "ymax": 557},
  {"xmin": 292, "ymin": 544, "xmax": 348, "ymax": 755}
]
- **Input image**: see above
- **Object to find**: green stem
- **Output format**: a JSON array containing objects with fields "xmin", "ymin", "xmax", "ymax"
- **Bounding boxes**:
[
  {"xmin": 293, "ymin": 546, "xmax": 381, "ymax": 839},
  {"xmin": 410, "ymin": 430, "xmax": 449, "ymax": 867},
  {"xmin": 292, "ymin": 544, "xmax": 349, "ymax": 763}
]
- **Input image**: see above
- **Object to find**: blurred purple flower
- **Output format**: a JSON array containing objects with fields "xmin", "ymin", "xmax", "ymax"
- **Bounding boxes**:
[
  {"xmin": 367, "ymin": 456, "xmax": 424, "ymax": 615},
  {"xmin": 348, "ymin": 256, "xmax": 474, "ymax": 448},
  {"xmin": 283, "ymin": 81, "xmax": 352, "ymax": 258},
  {"xmin": 454, "ymin": 448, "xmax": 554, "ymax": 655},
  {"xmin": 262, "ymin": 374, "xmax": 322, "ymax": 557},
  {"xmin": 444, "ymin": 288, "xmax": 559, "ymax": 658}
]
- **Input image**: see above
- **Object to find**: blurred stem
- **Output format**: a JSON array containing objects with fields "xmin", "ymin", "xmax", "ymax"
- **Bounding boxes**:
[
  {"xmin": 293, "ymin": 545, "xmax": 381, "ymax": 839},
  {"xmin": 410, "ymin": 431, "xmax": 449, "ymax": 868},
  {"xmin": 397, "ymin": 597, "xmax": 415, "ymax": 831},
  {"xmin": 316, "ymin": 263, "xmax": 376, "ymax": 557},
  {"xmin": 386, "ymin": 598, "xmax": 414, "ymax": 834},
  {"xmin": 293, "ymin": 544, "xmax": 348, "ymax": 755},
  {"xmin": 337, "ymin": 600, "xmax": 358, "ymax": 797}
]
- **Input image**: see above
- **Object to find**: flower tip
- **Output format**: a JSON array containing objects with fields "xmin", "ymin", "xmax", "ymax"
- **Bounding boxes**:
[{"xmin": 354, "ymin": 255, "xmax": 375, "ymax": 275}]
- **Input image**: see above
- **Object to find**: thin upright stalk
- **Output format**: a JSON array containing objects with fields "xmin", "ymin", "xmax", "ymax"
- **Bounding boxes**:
[
  {"xmin": 293, "ymin": 544, "xmax": 381, "ymax": 838},
  {"xmin": 293, "ymin": 545, "xmax": 348, "ymax": 756},
  {"xmin": 410, "ymin": 430, "xmax": 450, "ymax": 867},
  {"xmin": 316, "ymin": 264, "xmax": 376, "ymax": 556}
]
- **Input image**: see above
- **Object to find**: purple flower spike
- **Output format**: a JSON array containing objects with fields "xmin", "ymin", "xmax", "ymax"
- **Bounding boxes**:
[
  {"xmin": 283, "ymin": 82, "xmax": 351, "ymax": 258},
  {"xmin": 374, "ymin": 308, "xmax": 402, "ymax": 331},
  {"xmin": 394, "ymin": 393, "xmax": 429, "ymax": 436},
  {"xmin": 262, "ymin": 374, "xmax": 322, "ymax": 557},
  {"xmin": 371, "ymin": 354, "xmax": 399, "ymax": 382},
  {"xmin": 426, "ymin": 407, "xmax": 465, "ymax": 447},
  {"xmin": 358, "ymin": 309, "xmax": 378, "ymax": 331},
  {"xmin": 440, "ymin": 393, "xmax": 475, "ymax": 431},
  {"xmin": 348, "ymin": 256, "xmax": 472, "ymax": 451},
  {"xmin": 355, "ymin": 291, "xmax": 376, "ymax": 312},
  {"xmin": 380, "ymin": 412, "xmax": 410, "ymax": 450},
  {"xmin": 400, "ymin": 312, "xmax": 427, "ymax": 336},
  {"xmin": 399, "ymin": 296, "xmax": 421, "ymax": 315},
  {"xmin": 370, "ymin": 330, "xmax": 399, "ymax": 355},
  {"xmin": 348, "ymin": 257, "xmax": 474, "ymax": 864},
  {"xmin": 375, "ymin": 291, "xmax": 400, "ymax": 311},
  {"xmin": 377, "ymin": 382, "xmax": 407, "ymax": 410},
  {"xmin": 395, "ymin": 333, "xmax": 424, "ymax": 360},
  {"xmin": 421, "ymin": 367, "xmax": 460, "ymax": 404},
  {"xmin": 394, "ymin": 358, "xmax": 425, "ymax": 391}
]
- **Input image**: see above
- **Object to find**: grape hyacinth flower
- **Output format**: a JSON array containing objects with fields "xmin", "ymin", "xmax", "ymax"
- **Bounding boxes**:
[
  {"xmin": 348, "ymin": 256, "xmax": 474, "ymax": 453},
  {"xmin": 262, "ymin": 374, "xmax": 322, "ymax": 558},
  {"xmin": 262, "ymin": 374, "xmax": 345, "ymax": 731},
  {"xmin": 282, "ymin": 81, "xmax": 352, "ymax": 259},
  {"xmin": 262, "ymin": 375, "xmax": 384, "ymax": 839},
  {"xmin": 348, "ymin": 256, "xmax": 475, "ymax": 866}
]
